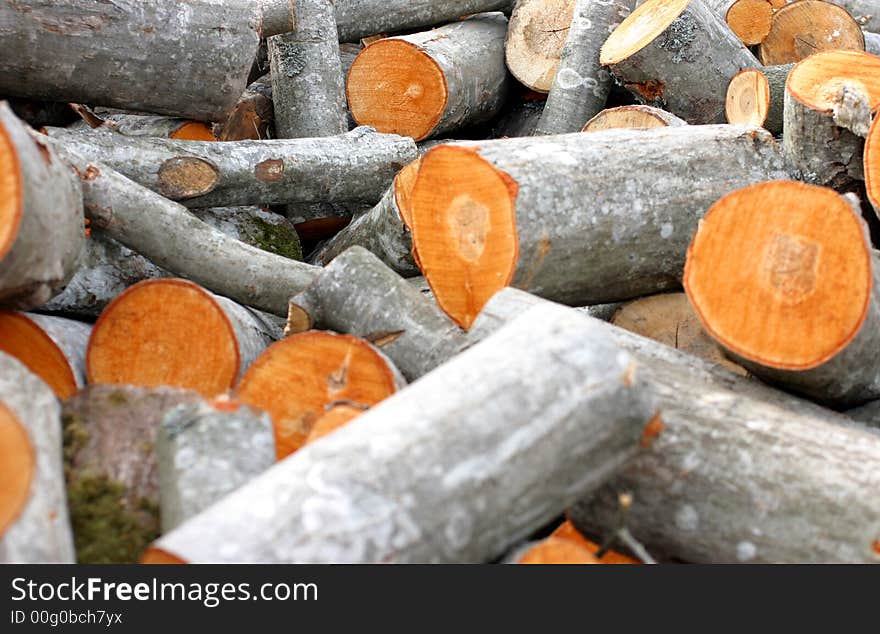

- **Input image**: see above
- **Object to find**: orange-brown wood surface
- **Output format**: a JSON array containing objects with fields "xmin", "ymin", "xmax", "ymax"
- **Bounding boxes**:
[
  {"xmin": 0, "ymin": 402, "xmax": 34, "ymax": 538},
  {"xmin": 0, "ymin": 311, "xmax": 78, "ymax": 399}
]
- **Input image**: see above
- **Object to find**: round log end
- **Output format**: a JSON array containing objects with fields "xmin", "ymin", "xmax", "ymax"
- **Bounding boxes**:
[
  {"xmin": 409, "ymin": 146, "xmax": 519, "ymax": 330},
  {"xmin": 0, "ymin": 311, "xmax": 79, "ymax": 399},
  {"xmin": 786, "ymin": 50, "xmax": 880, "ymax": 113},
  {"xmin": 347, "ymin": 40, "xmax": 449, "ymax": 141},
  {"xmin": 867, "ymin": 113, "xmax": 880, "ymax": 214},
  {"xmin": 0, "ymin": 116, "xmax": 22, "ymax": 262},
  {"xmin": 517, "ymin": 537, "xmax": 599, "ymax": 564},
  {"xmin": 759, "ymin": 0, "xmax": 865, "ymax": 65},
  {"xmin": 86, "ymin": 279, "xmax": 241, "ymax": 398},
  {"xmin": 726, "ymin": 68, "xmax": 771, "ymax": 128},
  {"xmin": 684, "ymin": 181, "xmax": 872, "ymax": 371},
  {"xmin": 583, "ymin": 105, "xmax": 681, "ymax": 131},
  {"xmin": 305, "ymin": 404, "xmax": 365, "ymax": 445},
  {"xmin": 169, "ymin": 122, "xmax": 218, "ymax": 142},
  {"xmin": 0, "ymin": 402, "xmax": 35, "ymax": 538},
  {"xmin": 140, "ymin": 547, "xmax": 188, "ymax": 564},
  {"xmin": 156, "ymin": 157, "xmax": 220, "ymax": 200},
  {"xmin": 726, "ymin": 0, "xmax": 774, "ymax": 46},
  {"xmin": 236, "ymin": 332, "xmax": 401, "ymax": 459},
  {"xmin": 506, "ymin": 0, "xmax": 576, "ymax": 93},
  {"xmin": 600, "ymin": 0, "xmax": 690, "ymax": 66}
]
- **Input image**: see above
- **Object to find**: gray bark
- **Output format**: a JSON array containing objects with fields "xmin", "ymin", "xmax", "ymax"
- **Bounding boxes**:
[
  {"xmin": 44, "ymin": 126, "xmax": 417, "ymax": 207},
  {"xmin": 534, "ymin": 0, "xmax": 635, "ymax": 135},
  {"xmin": 190, "ymin": 207, "xmax": 303, "ymax": 262},
  {"xmin": 603, "ymin": 0, "xmax": 760, "ymax": 123},
  {"xmin": 472, "ymin": 288, "xmax": 880, "ymax": 563},
  {"xmin": 0, "ymin": 103, "xmax": 84, "ymax": 310},
  {"xmin": 865, "ymin": 30, "xmax": 880, "ymax": 54},
  {"xmin": 828, "ymin": 0, "xmax": 880, "ymax": 32},
  {"xmin": 288, "ymin": 246, "xmax": 467, "ymax": 381},
  {"xmin": 0, "ymin": 1, "xmax": 263, "ymax": 122},
  {"xmin": 10, "ymin": 313, "xmax": 91, "ymax": 392},
  {"xmin": 489, "ymin": 93, "xmax": 546, "ymax": 138},
  {"xmin": 156, "ymin": 401, "xmax": 275, "ymax": 532},
  {"xmin": 760, "ymin": 64, "xmax": 793, "ymax": 136},
  {"xmin": 269, "ymin": 0, "xmax": 348, "ymax": 139},
  {"xmin": 210, "ymin": 294, "xmax": 283, "ymax": 380},
  {"xmin": 147, "ymin": 303, "xmax": 654, "ymax": 563},
  {"xmin": 69, "ymin": 114, "xmax": 214, "ymax": 140},
  {"xmin": 45, "ymin": 137, "xmax": 319, "ymax": 317},
  {"xmin": 0, "ymin": 353, "xmax": 74, "ymax": 563}
]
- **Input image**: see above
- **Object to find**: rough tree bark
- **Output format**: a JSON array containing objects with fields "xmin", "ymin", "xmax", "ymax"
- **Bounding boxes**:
[
  {"xmin": 0, "ymin": 103, "xmax": 84, "ymax": 310},
  {"xmin": 0, "ymin": 353, "xmax": 74, "ymax": 563},
  {"xmin": 144, "ymin": 303, "xmax": 655, "ymax": 564},
  {"xmin": 70, "ymin": 114, "xmax": 217, "ymax": 141}
]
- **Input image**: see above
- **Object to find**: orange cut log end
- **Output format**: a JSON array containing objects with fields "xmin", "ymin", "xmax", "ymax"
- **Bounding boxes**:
[
  {"xmin": 726, "ymin": 0, "xmax": 774, "ymax": 46},
  {"xmin": 684, "ymin": 181, "xmax": 872, "ymax": 370},
  {"xmin": 305, "ymin": 404, "xmax": 365, "ymax": 445},
  {"xmin": 409, "ymin": 146, "xmax": 519, "ymax": 330},
  {"xmin": 0, "ymin": 115, "xmax": 22, "ymax": 262},
  {"xmin": 600, "ymin": 0, "xmax": 691, "ymax": 66},
  {"xmin": 726, "ymin": 69, "xmax": 770, "ymax": 128},
  {"xmin": 0, "ymin": 311, "xmax": 79, "ymax": 399},
  {"xmin": 786, "ymin": 50, "xmax": 880, "ymax": 113},
  {"xmin": 86, "ymin": 279, "xmax": 241, "ymax": 398},
  {"xmin": 583, "ymin": 105, "xmax": 676, "ymax": 131},
  {"xmin": 0, "ymin": 401, "xmax": 35, "ymax": 538},
  {"xmin": 517, "ymin": 536, "xmax": 599, "ymax": 564},
  {"xmin": 552, "ymin": 520, "xmax": 641, "ymax": 564},
  {"xmin": 867, "ymin": 114, "xmax": 880, "ymax": 214},
  {"xmin": 140, "ymin": 547, "xmax": 188, "ymax": 564},
  {"xmin": 236, "ymin": 332, "xmax": 400, "ymax": 460},
  {"xmin": 169, "ymin": 121, "xmax": 218, "ymax": 142},
  {"xmin": 759, "ymin": 0, "xmax": 865, "ymax": 65},
  {"xmin": 346, "ymin": 39, "xmax": 449, "ymax": 141}
]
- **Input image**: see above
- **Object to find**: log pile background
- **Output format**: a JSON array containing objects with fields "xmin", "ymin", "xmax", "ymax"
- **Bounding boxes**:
[{"xmin": 1, "ymin": 0, "xmax": 880, "ymax": 565}]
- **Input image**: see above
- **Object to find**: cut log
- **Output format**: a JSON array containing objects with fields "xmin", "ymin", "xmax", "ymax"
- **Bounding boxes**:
[
  {"xmin": 725, "ymin": 64, "xmax": 793, "ymax": 135},
  {"xmin": 471, "ymin": 288, "xmax": 880, "ymax": 563},
  {"xmin": 71, "ymin": 114, "xmax": 217, "ymax": 141},
  {"xmin": 516, "ymin": 537, "xmax": 599, "ymax": 564},
  {"xmin": 217, "ymin": 75, "xmax": 275, "ymax": 142},
  {"xmin": 684, "ymin": 180, "xmax": 880, "ymax": 406},
  {"xmin": 0, "ymin": 352, "xmax": 74, "ymax": 563},
  {"xmin": 759, "ymin": 0, "xmax": 866, "ymax": 65},
  {"xmin": 0, "ymin": 103, "xmax": 84, "ymax": 310},
  {"xmin": 611, "ymin": 293, "xmax": 747, "ymax": 375},
  {"xmin": 143, "ymin": 303, "xmax": 655, "ymax": 564},
  {"xmin": 269, "ymin": 0, "xmax": 348, "ymax": 140},
  {"xmin": 0, "ymin": 312, "xmax": 90, "ymax": 399},
  {"xmin": 44, "ymin": 126, "xmax": 418, "ymax": 207},
  {"xmin": 533, "ymin": 0, "xmax": 635, "ymax": 135},
  {"xmin": 347, "ymin": 14, "xmax": 510, "ymax": 141},
  {"xmin": 311, "ymin": 159, "xmax": 421, "ymax": 276},
  {"xmin": 87, "ymin": 279, "xmax": 279, "ymax": 398},
  {"xmin": 288, "ymin": 247, "xmax": 468, "ymax": 382},
  {"xmin": 582, "ymin": 105, "xmax": 687, "ymax": 131},
  {"xmin": 782, "ymin": 50, "xmax": 880, "ymax": 190},
  {"xmin": 725, "ymin": 0, "xmax": 775, "ymax": 45},
  {"xmin": 599, "ymin": 0, "xmax": 760, "ymax": 124},
  {"xmin": 866, "ymin": 107, "xmax": 880, "ymax": 217},
  {"xmin": 156, "ymin": 400, "xmax": 275, "ymax": 532},
  {"xmin": 408, "ymin": 125, "xmax": 789, "ymax": 329},
  {"xmin": 190, "ymin": 207, "xmax": 303, "ymax": 262},
  {"xmin": 62, "ymin": 384, "xmax": 201, "ymax": 563},
  {"xmin": 45, "ymin": 140, "xmax": 320, "ymax": 316},
  {"xmin": 305, "ymin": 404, "xmax": 366, "ymax": 445},
  {"xmin": 551, "ymin": 520, "xmax": 640, "ymax": 564},
  {"xmin": 236, "ymin": 331, "xmax": 405, "ymax": 459},
  {"xmin": 0, "ymin": 1, "xmax": 271, "ymax": 122},
  {"xmin": 506, "ymin": 0, "xmax": 576, "ymax": 93}
]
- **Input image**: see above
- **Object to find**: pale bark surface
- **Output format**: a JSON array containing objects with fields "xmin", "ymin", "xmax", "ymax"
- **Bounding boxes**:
[{"xmin": 761, "ymin": 63, "xmax": 793, "ymax": 135}]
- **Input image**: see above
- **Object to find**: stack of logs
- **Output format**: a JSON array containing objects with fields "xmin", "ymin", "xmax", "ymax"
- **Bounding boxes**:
[{"xmin": 1, "ymin": 0, "xmax": 880, "ymax": 565}]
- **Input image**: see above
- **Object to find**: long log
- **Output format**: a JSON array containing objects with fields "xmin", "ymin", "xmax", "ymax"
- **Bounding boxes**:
[
  {"xmin": 759, "ymin": 0, "xmax": 865, "ymax": 65},
  {"xmin": 0, "ymin": 103, "xmax": 84, "ymax": 310},
  {"xmin": 288, "ymin": 246, "xmax": 468, "ymax": 382},
  {"xmin": 725, "ymin": 64, "xmax": 793, "ymax": 135},
  {"xmin": 471, "ymin": 288, "xmax": 880, "ymax": 563},
  {"xmin": 43, "ymin": 126, "xmax": 418, "ymax": 208},
  {"xmin": 0, "ymin": 352, "xmax": 74, "ymax": 563},
  {"xmin": 407, "ymin": 125, "xmax": 789, "ymax": 328},
  {"xmin": 533, "ymin": 0, "xmax": 635, "ymax": 135},
  {"xmin": 190, "ymin": 207, "xmax": 303, "ymax": 262},
  {"xmin": 599, "ymin": 0, "xmax": 760, "ymax": 124},
  {"xmin": 70, "ymin": 114, "xmax": 217, "ymax": 141},
  {"xmin": 143, "ymin": 303, "xmax": 655, "ymax": 564}
]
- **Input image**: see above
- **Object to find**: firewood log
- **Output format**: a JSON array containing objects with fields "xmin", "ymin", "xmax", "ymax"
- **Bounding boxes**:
[
  {"xmin": 868, "ymin": 114, "xmax": 880, "ymax": 217},
  {"xmin": 288, "ymin": 247, "xmax": 468, "ymax": 382},
  {"xmin": 0, "ymin": 353, "xmax": 74, "ymax": 563},
  {"xmin": 236, "ymin": 331, "xmax": 406, "ymax": 459},
  {"xmin": 505, "ymin": 0, "xmax": 576, "ymax": 93},
  {"xmin": 782, "ymin": 50, "xmax": 879, "ymax": 190},
  {"xmin": 865, "ymin": 30, "xmax": 880, "ymax": 55},
  {"xmin": 0, "ymin": 103, "xmax": 83, "ymax": 310},
  {"xmin": 190, "ymin": 207, "xmax": 303, "ymax": 262},
  {"xmin": 759, "ymin": 0, "xmax": 866, "ymax": 65},
  {"xmin": 0, "ymin": 312, "xmax": 90, "ymax": 399},
  {"xmin": 43, "ymin": 126, "xmax": 418, "ymax": 207},
  {"xmin": 142, "ymin": 303, "xmax": 655, "ymax": 564},
  {"xmin": 217, "ymin": 75, "xmax": 275, "ymax": 142},
  {"xmin": 471, "ymin": 288, "xmax": 880, "ymax": 563},
  {"xmin": 582, "ymin": 105, "xmax": 687, "ymax": 131},
  {"xmin": 347, "ymin": 14, "xmax": 510, "ymax": 141},
  {"xmin": 304, "ymin": 404, "xmax": 366, "ymax": 444},
  {"xmin": 515, "ymin": 537, "xmax": 599, "ymax": 564},
  {"xmin": 62, "ymin": 385, "xmax": 202, "ymax": 563},
  {"xmin": 533, "ymin": 0, "xmax": 635, "ymax": 135},
  {"xmin": 684, "ymin": 180, "xmax": 880, "ymax": 406},
  {"xmin": 551, "ymin": 520, "xmax": 640, "ymax": 564},
  {"xmin": 87, "ymin": 279, "xmax": 281, "ymax": 398},
  {"xmin": 156, "ymin": 400, "xmax": 275, "ymax": 532},
  {"xmin": 599, "ymin": 0, "xmax": 760, "ymax": 124},
  {"xmin": 407, "ymin": 125, "xmax": 789, "ymax": 328},
  {"xmin": 722, "ymin": 0, "xmax": 775, "ymax": 45},
  {"xmin": 71, "ymin": 114, "xmax": 217, "ymax": 141},
  {"xmin": 725, "ymin": 64, "xmax": 793, "ymax": 135}
]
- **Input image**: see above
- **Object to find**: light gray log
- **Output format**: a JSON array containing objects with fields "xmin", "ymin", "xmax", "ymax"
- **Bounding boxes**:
[
  {"xmin": 5, "ymin": 313, "xmax": 91, "ymax": 394},
  {"xmin": 191, "ymin": 207, "xmax": 303, "ymax": 262},
  {"xmin": 0, "ymin": 103, "xmax": 84, "ymax": 310},
  {"xmin": 288, "ymin": 247, "xmax": 467, "ymax": 381},
  {"xmin": 44, "ymin": 126, "xmax": 417, "ymax": 208},
  {"xmin": 865, "ymin": 31, "xmax": 880, "ymax": 54},
  {"xmin": 828, "ymin": 0, "xmax": 879, "ymax": 32},
  {"xmin": 69, "ymin": 114, "xmax": 217, "ymax": 140},
  {"xmin": 147, "ymin": 303, "xmax": 654, "ymax": 563},
  {"xmin": 62, "ymin": 385, "xmax": 203, "ymax": 563},
  {"xmin": 601, "ymin": 0, "xmax": 760, "ymax": 123},
  {"xmin": 0, "ymin": 1, "xmax": 266, "ymax": 122},
  {"xmin": 0, "ymin": 353, "xmax": 74, "ymax": 563},
  {"xmin": 533, "ymin": 0, "xmax": 635, "ymax": 135},
  {"xmin": 760, "ymin": 64, "xmax": 792, "ymax": 136},
  {"xmin": 269, "ymin": 0, "xmax": 348, "ymax": 139},
  {"xmin": 45, "ymin": 138, "xmax": 319, "ymax": 317},
  {"xmin": 156, "ymin": 401, "xmax": 275, "ymax": 533},
  {"xmin": 471, "ymin": 288, "xmax": 880, "ymax": 564}
]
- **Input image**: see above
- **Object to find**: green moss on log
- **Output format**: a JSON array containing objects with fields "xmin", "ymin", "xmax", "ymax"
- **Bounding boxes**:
[{"xmin": 249, "ymin": 217, "xmax": 303, "ymax": 261}]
